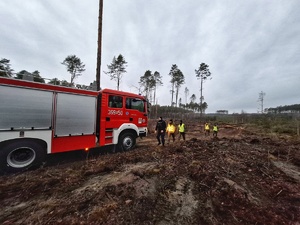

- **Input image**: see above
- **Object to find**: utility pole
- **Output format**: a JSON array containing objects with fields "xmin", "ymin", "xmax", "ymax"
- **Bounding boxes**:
[
  {"xmin": 258, "ymin": 91, "xmax": 266, "ymax": 113},
  {"xmin": 96, "ymin": 0, "xmax": 103, "ymax": 91}
]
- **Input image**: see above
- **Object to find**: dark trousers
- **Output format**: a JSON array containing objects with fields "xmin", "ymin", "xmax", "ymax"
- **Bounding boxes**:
[
  {"xmin": 168, "ymin": 132, "xmax": 175, "ymax": 143},
  {"xmin": 157, "ymin": 132, "xmax": 165, "ymax": 145},
  {"xmin": 205, "ymin": 130, "xmax": 210, "ymax": 136},
  {"xmin": 178, "ymin": 132, "xmax": 185, "ymax": 141}
]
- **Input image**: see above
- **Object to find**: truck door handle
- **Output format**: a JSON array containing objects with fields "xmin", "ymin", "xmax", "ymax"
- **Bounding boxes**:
[
  {"xmin": 129, "ymin": 118, "xmax": 133, "ymax": 121},
  {"xmin": 106, "ymin": 117, "xmax": 110, "ymax": 121}
]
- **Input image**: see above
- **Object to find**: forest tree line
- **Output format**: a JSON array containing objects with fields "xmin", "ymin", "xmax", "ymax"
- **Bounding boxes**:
[
  {"xmin": 266, "ymin": 104, "xmax": 300, "ymax": 114},
  {"xmin": 1, "ymin": 55, "xmax": 212, "ymax": 114}
]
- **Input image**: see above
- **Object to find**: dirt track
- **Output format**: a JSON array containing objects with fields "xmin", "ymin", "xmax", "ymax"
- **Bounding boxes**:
[{"xmin": 0, "ymin": 124, "xmax": 300, "ymax": 224}]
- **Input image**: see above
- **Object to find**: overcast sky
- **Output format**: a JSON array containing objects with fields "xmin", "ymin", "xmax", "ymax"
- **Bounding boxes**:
[{"xmin": 1, "ymin": 0, "xmax": 300, "ymax": 113}]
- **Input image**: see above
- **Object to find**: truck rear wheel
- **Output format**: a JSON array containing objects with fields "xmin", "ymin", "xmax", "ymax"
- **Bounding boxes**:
[
  {"xmin": 0, "ymin": 140, "xmax": 46, "ymax": 173},
  {"xmin": 118, "ymin": 132, "xmax": 136, "ymax": 151}
]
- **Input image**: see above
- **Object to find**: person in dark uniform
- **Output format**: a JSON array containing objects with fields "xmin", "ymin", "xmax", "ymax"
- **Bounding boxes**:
[{"xmin": 155, "ymin": 117, "xmax": 167, "ymax": 146}]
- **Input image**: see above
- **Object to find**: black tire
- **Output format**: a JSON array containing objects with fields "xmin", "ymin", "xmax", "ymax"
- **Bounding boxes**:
[
  {"xmin": 117, "ymin": 132, "xmax": 136, "ymax": 151},
  {"xmin": 0, "ymin": 140, "xmax": 46, "ymax": 173}
]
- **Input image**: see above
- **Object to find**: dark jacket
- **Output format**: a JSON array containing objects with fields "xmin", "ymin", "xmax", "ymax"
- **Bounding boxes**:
[{"xmin": 155, "ymin": 119, "xmax": 166, "ymax": 133}]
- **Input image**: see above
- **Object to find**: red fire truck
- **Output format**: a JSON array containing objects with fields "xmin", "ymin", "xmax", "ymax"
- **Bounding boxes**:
[{"xmin": 0, "ymin": 77, "xmax": 148, "ymax": 173}]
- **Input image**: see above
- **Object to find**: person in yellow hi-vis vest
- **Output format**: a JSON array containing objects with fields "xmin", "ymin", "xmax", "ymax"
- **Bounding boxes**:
[
  {"xmin": 166, "ymin": 119, "xmax": 176, "ymax": 143},
  {"xmin": 213, "ymin": 124, "xmax": 219, "ymax": 137},
  {"xmin": 178, "ymin": 120, "xmax": 186, "ymax": 141},
  {"xmin": 204, "ymin": 122, "xmax": 210, "ymax": 136}
]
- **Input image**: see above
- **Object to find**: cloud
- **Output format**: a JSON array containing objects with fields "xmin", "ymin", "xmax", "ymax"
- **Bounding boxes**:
[{"xmin": 1, "ymin": 0, "xmax": 300, "ymax": 113}]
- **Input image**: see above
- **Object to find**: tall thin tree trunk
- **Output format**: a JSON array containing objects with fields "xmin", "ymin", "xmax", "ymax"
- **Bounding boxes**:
[
  {"xmin": 149, "ymin": 88, "xmax": 151, "ymax": 102},
  {"xmin": 156, "ymin": 100, "xmax": 158, "ymax": 119},
  {"xmin": 176, "ymin": 87, "xmax": 179, "ymax": 107},
  {"xmin": 153, "ymin": 86, "xmax": 156, "ymax": 105},
  {"xmin": 171, "ymin": 83, "xmax": 174, "ymax": 106},
  {"xmin": 200, "ymin": 78, "xmax": 203, "ymax": 116},
  {"xmin": 185, "ymin": 93, "xmax": 187, "ymax": 105},
  {"xmin": 96, "ymin": 0, "xmax": 103, "ymax": 91}
]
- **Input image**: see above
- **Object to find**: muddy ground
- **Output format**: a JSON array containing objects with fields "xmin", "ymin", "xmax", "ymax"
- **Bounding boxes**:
[{"xmin": 0, "ymin": 122, "xmax": 300, "ymax": 225}]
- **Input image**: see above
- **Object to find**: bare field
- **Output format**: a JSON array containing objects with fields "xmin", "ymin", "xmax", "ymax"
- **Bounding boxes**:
[{"xmin": 0, "ymin": 123, "xmax": 300, "ymax": 224}]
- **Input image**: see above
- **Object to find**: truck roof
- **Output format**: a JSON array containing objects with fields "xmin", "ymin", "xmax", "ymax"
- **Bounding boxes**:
[
  {"xmin": 0, "ymin": 77, "xmax": 98, "ymax": 96},
  {"xmin": 101, "ymin": 88, "xmax": 145, "ymax": 100},
  {"xmin": 0, "ymin": 77, "xmax": 146, "ymax": 100}
]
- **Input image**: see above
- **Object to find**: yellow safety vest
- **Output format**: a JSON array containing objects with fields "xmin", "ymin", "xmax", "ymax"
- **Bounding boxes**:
[
  {"xmin": 213, "ymin": 126, "xmax": 218, "ymax": 131},
  {"xmin": 205, "ymin": 124, "xmax": 210, "ymax": 130},
  {"xmin": 178, "ymin": 123, "xmax": 185, "ymax": 132},
  {"xmin": 167, "ymin": 124, "xmax": 176, "ymax": 133}
]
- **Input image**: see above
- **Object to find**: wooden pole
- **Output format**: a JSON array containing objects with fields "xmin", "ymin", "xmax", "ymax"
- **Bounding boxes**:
[{"xmin": 96, "ymin": 0, "xmax": 103, "ymax": 91}]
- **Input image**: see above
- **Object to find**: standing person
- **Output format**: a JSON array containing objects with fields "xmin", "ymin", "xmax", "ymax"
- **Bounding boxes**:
[
  {"xmin": 166, "ymin": 119, "xmax": 176, "ymax": 143},
  {"xmin": 213, "ymin": 124, "xmax": 218, "ymax": 137},
  {"xmin": 204, "ymin": 122, "xmax": 210, "ymax": 136},
  {"xmin": 155, "ymin": 117, "xmax": 166, "ymax": 146},
  {"xmin": 178, "ymin": 120, "xmax": 186, "ymax": 141}
]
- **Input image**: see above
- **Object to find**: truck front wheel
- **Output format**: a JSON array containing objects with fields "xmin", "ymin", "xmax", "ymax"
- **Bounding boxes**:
[
  {"xmin": 118, "ymin": 132, "xmax": 136, "ymax": 151},
  {"xmin": 0, "ymin": 140, "xmax": 46, "ymax": 173}
]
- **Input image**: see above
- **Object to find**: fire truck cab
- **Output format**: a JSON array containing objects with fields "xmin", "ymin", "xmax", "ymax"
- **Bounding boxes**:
[{"xmin": 0, "ymin": 77, "xmax": 148, "ymax": 173}]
